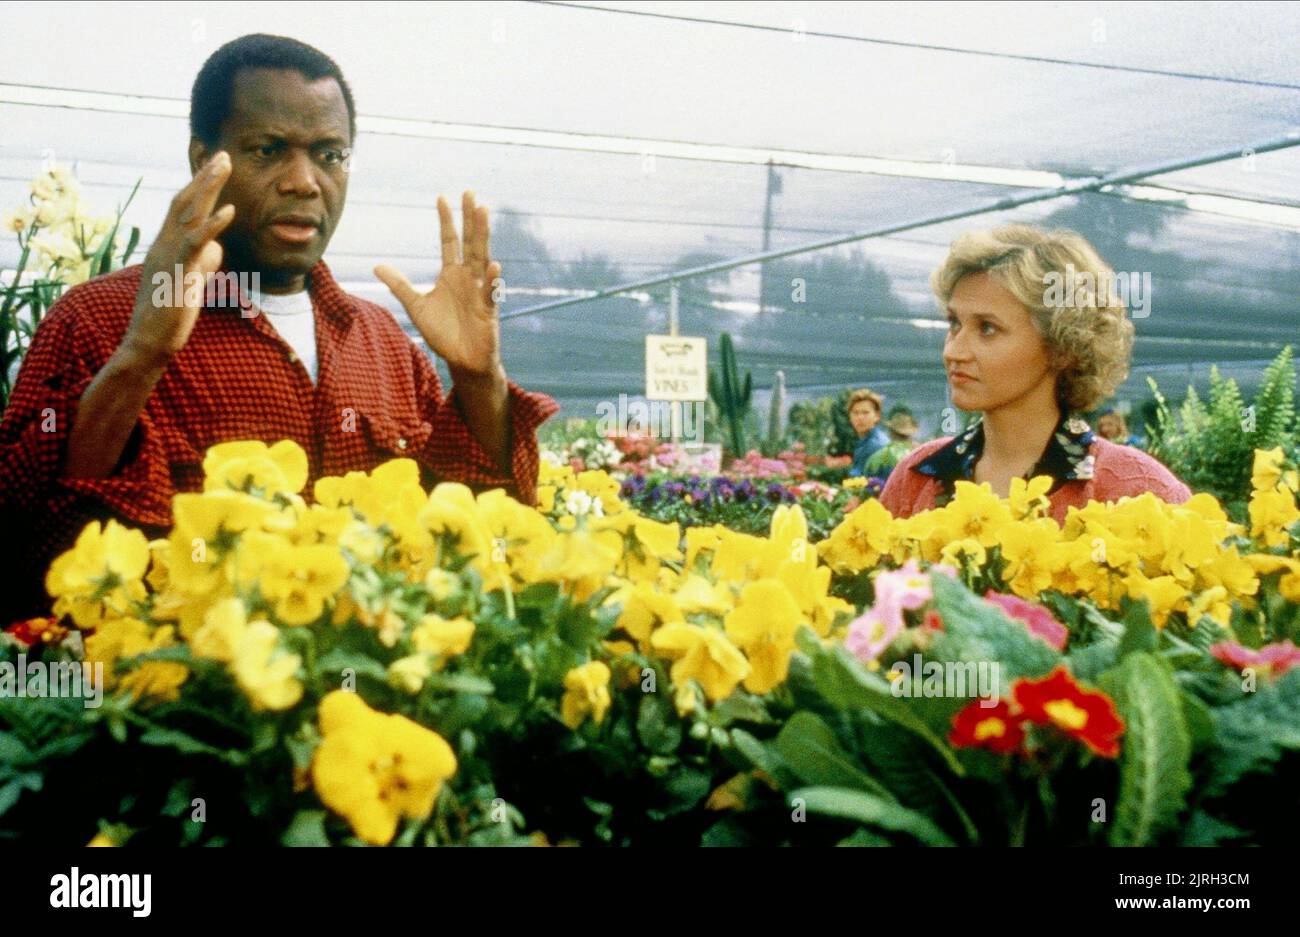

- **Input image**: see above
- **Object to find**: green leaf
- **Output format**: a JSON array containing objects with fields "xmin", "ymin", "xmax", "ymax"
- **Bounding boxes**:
[
  {"xmin": 792, "ymin": 786, "xmax": 955, "ymax": 846},
  {"xmin": 138, "ymin": 727, "xmax": 249, "ymax": 765},
  {"xmin": 1106, "ymin": 653, "xmax": 1192, "ymax": 846},
  {"xmin": 636, "ymin": 693, "xmax": 682, "ymax": 755},
  {"xmin": 0, "ymin": 731, "xmax": 35, "ymax": 767},
  {"xmin": 0, "ymin": 780, "xmax": 26, "ymax": 818},
  {"xmin": 316, "ymin": 647, "xmax": 389, "ymax": 683},
  {"xmin": 1116, "ymin": 597, "xmax": 1157, "ymax": 660},
  {"xmin": 807, "ymin": 642, "xmax": 965, "ymax": 776},
  {"xmin": 837, "ymin": 828, "xmax": 891, "ymax": 846},
  {"xmin": 1180, "ymin": 810, "xmax": 1249, "ymax": 846},
  {"xmin": 928, "ymin": 573, "xmax": 1061, "ymax": 687},
  {"xmin": 772, "ymin": 711, "xmax": 892, "ymax": 799},
  {"xmin": 709, "ymin": 691, "xmax": 773, "ymax": 728},
  {"xmin": 427, "ymin": 673, "xmax": 495, "ymax": 695},
  {"xmin": 1204, "ymin": 669, "xmax": 1300, "ymax": 797}
]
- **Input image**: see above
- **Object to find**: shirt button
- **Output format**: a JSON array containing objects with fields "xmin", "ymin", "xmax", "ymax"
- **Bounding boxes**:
[
  {"xmin": 287, "ymin": 352, "xmax": 299, "ymax": 364},
  {"xmin": 397, "ymin": 437, "xmax": 408, "ymax": 450}
]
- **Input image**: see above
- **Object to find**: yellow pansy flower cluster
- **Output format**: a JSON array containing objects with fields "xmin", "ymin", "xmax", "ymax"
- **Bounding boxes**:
[{"xmin": 820, "ymin": 466, "xmax": 1298, "ymax": 630}]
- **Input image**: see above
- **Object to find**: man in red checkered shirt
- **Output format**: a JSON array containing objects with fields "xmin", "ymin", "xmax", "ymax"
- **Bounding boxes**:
[{"xmin": 0, "ymin": 34, "xmax": 558, "ymax": 622}]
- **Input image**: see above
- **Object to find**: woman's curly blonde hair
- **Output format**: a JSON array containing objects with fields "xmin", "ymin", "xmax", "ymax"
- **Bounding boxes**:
[{"xmin": 931, "ymin": 224, "xmax": 1135, "ymax": 413}]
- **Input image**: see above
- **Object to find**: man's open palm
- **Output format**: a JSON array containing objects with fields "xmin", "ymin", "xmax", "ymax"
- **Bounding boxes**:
[{"xmin": 375, "ymin": 191, "xmax": 502, "ymax": 377}]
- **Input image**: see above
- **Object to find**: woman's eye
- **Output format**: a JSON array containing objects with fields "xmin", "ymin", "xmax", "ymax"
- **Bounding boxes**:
[
  {"xmin": 255, "ymin": 144, "xmax": 281, "ymax": 158},
  {"xmin": 980, "ymin": 321, "xmax": 997, "ymax": 335}
]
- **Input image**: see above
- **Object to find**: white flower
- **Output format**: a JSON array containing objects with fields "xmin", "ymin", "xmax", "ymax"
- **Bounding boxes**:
[
  {"xmin": 1, "ymin": 205, "xmax": 34, "ymax": 234},
  {"xmin": 563, "ymin": 490, "xmax": 593, "ymax": 517}
]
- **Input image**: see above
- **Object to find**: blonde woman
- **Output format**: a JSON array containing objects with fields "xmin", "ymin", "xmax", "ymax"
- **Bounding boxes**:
[{"xmin": 880, "ymin": 225, "xmax": 1190, "ymax": 523}]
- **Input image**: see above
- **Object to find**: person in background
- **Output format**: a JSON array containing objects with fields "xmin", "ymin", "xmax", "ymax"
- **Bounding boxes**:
[
  {"xmin": 861, "ymin": 404, "xmax": 920, "ymax": 481},
  {"xmin": 880, "ymin": 224, "xmax": 1191, "ymax": 524},
  {"xmin": 846, "ymin": 388, "xmax": 889, "ymax": 477},
  {"xmin": 884, "ymin": 405, "xmax": 920, "ymax": 448},
  {"xmin": 1095, "ymin": 407, "xmax": 1142, "ymax": 447}
]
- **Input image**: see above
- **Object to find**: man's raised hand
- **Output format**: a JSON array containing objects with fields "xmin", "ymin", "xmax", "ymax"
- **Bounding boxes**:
[
  {"xmin": 375, "ymin": 191, "xmax": 503, "ymax": 379},
  {"xmin": 124, "ymin": 151, "xmax": 236, "ymax": 366}
]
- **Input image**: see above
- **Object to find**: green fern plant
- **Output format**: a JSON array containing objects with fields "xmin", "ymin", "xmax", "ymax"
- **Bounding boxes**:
[{"xmin": 1145, "ymin": 346, "xmax": 1297, "ymax": 519}]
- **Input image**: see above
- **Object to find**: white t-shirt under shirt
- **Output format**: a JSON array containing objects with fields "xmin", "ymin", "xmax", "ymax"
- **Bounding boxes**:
[{"xmin": 248, "ymin": 288, "xmax": 318, "ymax": 383}]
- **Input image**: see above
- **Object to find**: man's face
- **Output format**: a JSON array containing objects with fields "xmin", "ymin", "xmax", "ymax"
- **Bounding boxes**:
[
  {"xmin": 190, "ymin": 67, "xmax": 351, "ymax": 289},
  {"xmin": 849, "ymin": 401, "xmax": 880, "ymax": 435}
]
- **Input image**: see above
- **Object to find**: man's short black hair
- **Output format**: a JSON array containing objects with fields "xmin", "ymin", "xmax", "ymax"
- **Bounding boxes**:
[{"xmin": 190, "ymin": 33, "xmax": 356, "ymax": 146}]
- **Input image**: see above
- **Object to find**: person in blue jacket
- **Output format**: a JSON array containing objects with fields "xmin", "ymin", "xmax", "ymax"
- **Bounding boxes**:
[{"xmin": 846, "ymin": 388, "xmax": 890, "ymax": 477}]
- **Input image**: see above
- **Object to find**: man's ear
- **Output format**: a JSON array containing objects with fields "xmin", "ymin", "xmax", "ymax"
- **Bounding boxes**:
[{"xmin": 187, "ymin": 137, "xmax": 210, "ymax": 177}]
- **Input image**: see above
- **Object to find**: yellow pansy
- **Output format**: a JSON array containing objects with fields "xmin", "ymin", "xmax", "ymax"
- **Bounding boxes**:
[
  {"xmin": 1186, "ymin": 587, "xmax": 1232, "ymax": 628},
  {"xmin": 996, "ymin": 519, "xmax": 1062, "ymax": 597},
  {"xmin": 410, "ymin": 614, "xmax": 476, "ymax": 659},
  {"xmin": 724, "ymin": 579, "xmax": 803, "ymax": 695},
  {"xmin": 190, "ymin": 597, "xmax": 250, "ymax": 663},
  {"xmin": 1121, "ymin": 572, "xmax": 1187, "ymax": 628},
  {"xmin": 231, "ymin": 620, "xmax": 303, "ymax": 711},
  {"xmin": 45, "ymin": 519, "xmax": 150, "ymax": 629},
  {"xmin": 560, "ymin": 661, "xmax": 612, "ymax": 729},
  {"xmin": 818, "ymin": 498, "xmax": 895, "ymax": 574},
  {"xmin": 684, "ymin": 526, "xmax": 723, "ymax": 569},
  {"xmin": 613, "ymin": 582, "xmax": 683, "ymax": 650},
  {"xmin": 651, "ymin": 623, "xmax": 750, "ymax": 705},
  {"xmin": 1249, "ymin": 486, "xmax": 1300, "ymax": 547},
  {"xmin": 945, "ymin": 481, "xmax": 1014, "ymax": 547},
  {"xmin": 1008, "ymin": 475, "xmax": 1053, "ymax": 519},
  {"xmin": 388, "ymin": 655, "xmax": 433, "ymax": 694},
  {"xmin": 311, "ymin": 691, "xmax": 457, "ymax": 846},
  {"xmin": 240, "ymin": 535, "xmax": 350, "ymax": 626},
  {"xmin": 202, "ymin": 439, "xmax": 308, "ymax": 497},
  {"xmin": 83, "ymin": 618, "xmax": 188, "ymax": 703},
  {"xmin": 1251, "ymin": 447, "xmax": 1298, "ymax": 494},
  {"xmin": 673, "ymin": 574, "xmax": 734, "ymax": 616}
]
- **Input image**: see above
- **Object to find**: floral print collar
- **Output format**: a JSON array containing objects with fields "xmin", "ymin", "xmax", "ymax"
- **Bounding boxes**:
[{"xmin": 915, "ymin": 412, "xmax": 1096, "ymax": 503}]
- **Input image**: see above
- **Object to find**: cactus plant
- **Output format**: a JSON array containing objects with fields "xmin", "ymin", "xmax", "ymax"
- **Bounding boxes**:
[
  {"xmin": 707, "ymin": 332, "xmax": 753, "ymax": 458},
  {"xmin": 766, "ymin": 370, "xmax": 786, "ymax": 455}
]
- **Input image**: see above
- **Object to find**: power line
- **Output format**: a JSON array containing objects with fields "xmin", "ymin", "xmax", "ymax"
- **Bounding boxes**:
[{"xmin": 531, "ymin": 1, "xmax": 1300, "ymax": 92}]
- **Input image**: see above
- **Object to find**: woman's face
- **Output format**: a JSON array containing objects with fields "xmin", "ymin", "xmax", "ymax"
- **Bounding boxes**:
[
  {"xmin": 1097, "ymin": 414, "xmax": 1123, "ymax": 439},
  {"xmin": 942, "ymin": 271, "xmax": 1060, "ymax": 415},
  {"xmin": 849, "ymin": 402, "xmax": 880, "ymax": 435}
]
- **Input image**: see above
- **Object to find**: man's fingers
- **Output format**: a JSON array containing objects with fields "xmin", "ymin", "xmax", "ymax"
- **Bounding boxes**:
[
  {"xmin": 470, "ymin": 203, "xmax": 490, "ymax": 276},
  {"xmin": 462, "ymin": 191, "xmax": 480, "ymax": 271},
  {"xmin": 437, "ymin": 196, "xmax": 459, "ymax": 268},
  {"xmin": 186, "ymin": 204, "xmax": 235, "ymax": 254},
  {"xmin": 482, "ymin": 259, "xmax": 502, "ymax": 310},
  {"xmin": 374, "ymin": 263, "xmax": 422, "ymax": 311},
  {"xmin": 176, "ymin": 152, "xmax": 231, "ymax": 226}
]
